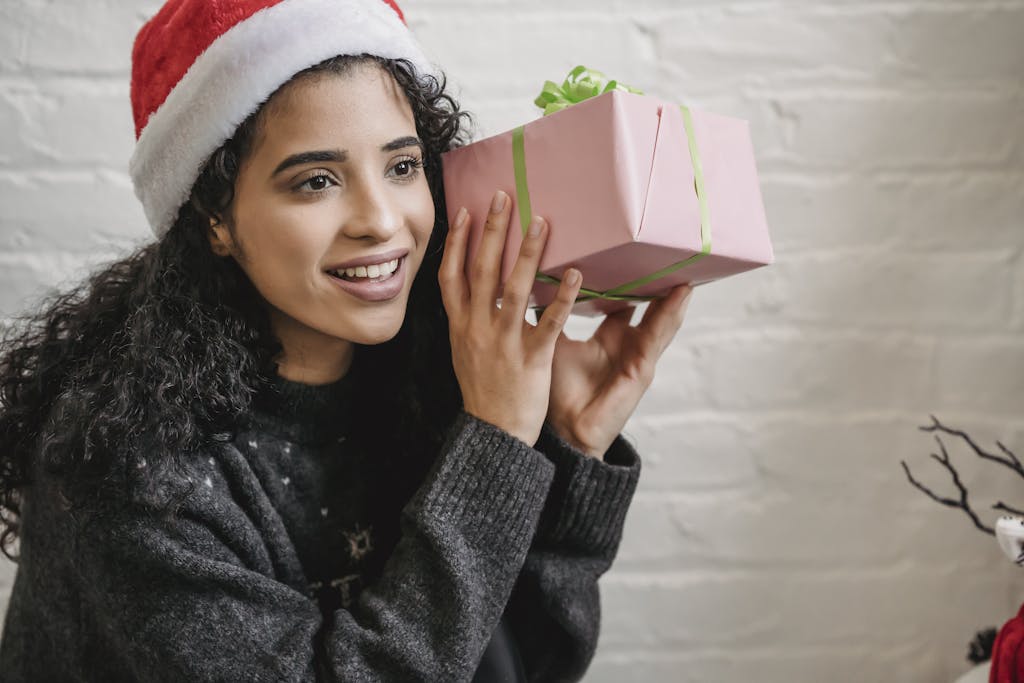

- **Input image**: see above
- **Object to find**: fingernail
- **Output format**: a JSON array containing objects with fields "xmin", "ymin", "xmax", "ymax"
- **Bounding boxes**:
[
  {"xmin": 491, "ymin": 190, "xmax": 506, "ymax": 214},
  {"xmin": 566, "ymin": 269, "xmax": 580, "ymax": 286},
  {"xmin": 528, "ymin": 216, "xmax": 544, "ymax": 237},
  {"xmin": 453, "ymin": 207, "xmax": 467, "ymax": 229}
]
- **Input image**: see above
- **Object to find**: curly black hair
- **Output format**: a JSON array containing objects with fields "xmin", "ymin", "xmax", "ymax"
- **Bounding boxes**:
[{"xmin": 0, "ymin": 54, "xmax": 475, "ymax": 561}]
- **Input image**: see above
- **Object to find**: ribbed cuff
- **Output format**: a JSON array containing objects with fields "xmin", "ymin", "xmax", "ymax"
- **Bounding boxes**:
[
  {"xmin": 407, "ymin": 410, "xmax": 556, "ymax": 571},
  {"xmin": 532, "ymin": 421, "xmax": 642, "ymax": 559}
]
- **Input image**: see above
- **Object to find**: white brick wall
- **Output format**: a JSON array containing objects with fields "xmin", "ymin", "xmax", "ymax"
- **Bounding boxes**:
[{"xmin": 2, "ymin": 1, "xmax": 1022, "ymax": 681}]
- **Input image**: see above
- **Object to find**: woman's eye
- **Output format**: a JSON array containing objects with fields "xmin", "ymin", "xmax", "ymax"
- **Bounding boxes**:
[
  {"xmin": 296, "ymin": 173, "xmax": 336, "ymax": 193},
  {"xmin": 391, "ymin": 157, "xmax": 424, "ymax": 180}
]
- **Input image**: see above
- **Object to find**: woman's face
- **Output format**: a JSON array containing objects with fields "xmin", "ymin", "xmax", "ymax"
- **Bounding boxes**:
[{"xmin": 208, "ymin": 62, "xmax": 435, "ymax": 383}]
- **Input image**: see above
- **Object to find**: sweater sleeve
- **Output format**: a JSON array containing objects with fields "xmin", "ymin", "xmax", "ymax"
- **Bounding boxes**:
[
  {"xmin": 70, "ymin": 410, "xmax": 556, "ymax": 683},
  {"xmin": 507, "ymin": 420, "xmax": 642, "ymax": 682}
]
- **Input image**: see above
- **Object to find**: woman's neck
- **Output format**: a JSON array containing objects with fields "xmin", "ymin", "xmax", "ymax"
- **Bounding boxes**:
[{"xmin": 268, "ymin": 309, "xmax": 356, "ymax": 386}]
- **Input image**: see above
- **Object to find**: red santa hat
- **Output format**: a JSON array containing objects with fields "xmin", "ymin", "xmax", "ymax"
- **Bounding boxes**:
[{"xmin": 129, "ymin": 0, "xmax": 436, "ymax": 238}]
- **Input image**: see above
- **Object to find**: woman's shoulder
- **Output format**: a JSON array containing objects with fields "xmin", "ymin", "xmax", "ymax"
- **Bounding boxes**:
[
  {"xmin": 28, "ymin": 427, "xmax": 239, "ymax": 529},
  {"xmin": 32, "ymin": 433, "xmax": 275, "ymax": 566}
]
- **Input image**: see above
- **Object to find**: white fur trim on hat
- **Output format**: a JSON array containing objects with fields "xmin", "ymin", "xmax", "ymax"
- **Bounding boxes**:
[{"xmin": 129, "ymin": 0, "xmax": 438, "ymax": 238}]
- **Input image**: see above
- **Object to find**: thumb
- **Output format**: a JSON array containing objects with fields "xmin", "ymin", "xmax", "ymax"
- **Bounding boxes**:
[{"xmin": 594, "ymin": 304, "xmax": 635, "ymax": 343}]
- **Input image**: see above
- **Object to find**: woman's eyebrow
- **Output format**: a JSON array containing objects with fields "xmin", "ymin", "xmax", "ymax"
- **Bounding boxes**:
[
  {"xmin": 271, "ymin": 137, "xmax": 425, "ymax": 178},
  {"xmin": 382, "ymin": 136, "xmax": 424, "ymax": 154}
]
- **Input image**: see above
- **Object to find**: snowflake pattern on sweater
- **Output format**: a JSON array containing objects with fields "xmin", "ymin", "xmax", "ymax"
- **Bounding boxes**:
[
  {"xmin": 0, "ymin": 366, "xmax": 643, "ymax": 682},
  {"xmin": 233, "ymin": 430, "xmax": 391, "ymax": 617},
  {"xmin": 308, "ymin": 521, "xmax": 375, "ymax": 610}
]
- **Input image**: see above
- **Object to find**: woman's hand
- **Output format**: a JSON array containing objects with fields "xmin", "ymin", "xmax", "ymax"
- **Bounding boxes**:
[
  {"xmin": 438, "ymin": 190, "xmax": 583, "ymax": 447},
  {"xmin": 545, "ymin": 284, "xmax": 694, "ymax": 460}
]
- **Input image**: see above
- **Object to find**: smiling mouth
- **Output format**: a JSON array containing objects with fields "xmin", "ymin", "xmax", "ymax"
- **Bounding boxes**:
[{"xmin": 326, "ymin": 256, "xmax": 404, "ymax": 282}]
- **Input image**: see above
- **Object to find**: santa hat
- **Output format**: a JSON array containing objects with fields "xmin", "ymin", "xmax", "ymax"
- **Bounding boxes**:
[{"xmin": 129, "ymin": 0, "xmax": 437, "ymax": 239}]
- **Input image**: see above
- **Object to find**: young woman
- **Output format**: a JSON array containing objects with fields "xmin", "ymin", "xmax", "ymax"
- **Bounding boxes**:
[{"xmin": 0, "ymin": 0, "xmax": 692, "ymax": 681}]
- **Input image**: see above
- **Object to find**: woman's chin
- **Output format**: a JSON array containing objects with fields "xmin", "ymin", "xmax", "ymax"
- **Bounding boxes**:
[
  {"xmin": 353, "ymin": 330, "xmax": 401, "ymax": 346},
  {"xmin": 338, "ymin": 316, "xmax": 406, "ymax": 346}
]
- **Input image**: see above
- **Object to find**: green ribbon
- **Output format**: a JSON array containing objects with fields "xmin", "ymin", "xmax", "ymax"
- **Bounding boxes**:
[
  {"xmin": 517, "ymin": 66, "xmax": 712, "ymax": 305},
  {"xmin": 534, "ymin": 65, "xmax": 644, "ymax": 116}
]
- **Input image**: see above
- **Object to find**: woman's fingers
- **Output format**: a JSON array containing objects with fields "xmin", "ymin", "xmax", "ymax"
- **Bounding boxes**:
[
  {"xmin": 438, "ymin": 206, "xmax": 470, "ymax": 319},
  {"xmin": 534, "ymin": 266, "xmax": 583, "ymax": 347},
  {"xmin": 468, "ymin": 190, "xmax": 513, "ymax": 320},
  {"xmin": 637, "ymin": 284, "xmax": 694, "ymax": 358},
  {"xmin": 500, "ymin": 215, "xmax": 548, "ymax": 327}
]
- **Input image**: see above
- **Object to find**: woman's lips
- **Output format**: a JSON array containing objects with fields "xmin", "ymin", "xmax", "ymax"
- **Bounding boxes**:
[
  {"xmin": 324, "ymin": 248, "xmax": 409, "ymax": 272},
  {"xmin": 325, "ymin": 256, "xmax": 406, "ymax": 302}
]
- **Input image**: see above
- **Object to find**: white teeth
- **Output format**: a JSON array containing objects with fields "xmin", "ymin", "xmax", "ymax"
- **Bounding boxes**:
[{"xmin": 333, "ymin": 258, "xmax": 400, "ymax": 280}]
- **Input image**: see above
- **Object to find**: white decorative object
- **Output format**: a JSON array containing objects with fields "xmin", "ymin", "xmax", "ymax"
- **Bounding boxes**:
[{"xmin": 996, "ymin": 515, "xmax": 1024, "ymax": 565}]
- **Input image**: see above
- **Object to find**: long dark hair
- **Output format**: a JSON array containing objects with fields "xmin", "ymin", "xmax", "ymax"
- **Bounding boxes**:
[{"xmin": 0, "ymin": 54, "xmax": 474, "ymax": 561}]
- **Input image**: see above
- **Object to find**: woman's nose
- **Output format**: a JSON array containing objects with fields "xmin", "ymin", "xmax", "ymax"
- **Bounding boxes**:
[{"xmin": 341, "ymin": 177, "xmax": 402, "ymax": 241}]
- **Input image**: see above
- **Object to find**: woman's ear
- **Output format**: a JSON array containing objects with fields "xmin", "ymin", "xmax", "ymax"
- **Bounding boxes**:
[{"xmin": 207, "ymin": 216, "xmax": 234, "ymax": 257}]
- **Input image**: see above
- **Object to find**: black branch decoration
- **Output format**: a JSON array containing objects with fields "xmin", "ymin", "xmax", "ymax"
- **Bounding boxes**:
[{"xmin": 900, "ymin": 415, "xmax": 1024, "ymax": 537}]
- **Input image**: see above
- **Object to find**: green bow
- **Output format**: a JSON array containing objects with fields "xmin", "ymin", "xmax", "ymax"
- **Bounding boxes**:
[
  {"xmin": 533, "ymin": 65, "xmax": 644, "ymax": 116},
  {"xmin": 517, "ymin": 66, "xmax": 712, "ymax": 306}
]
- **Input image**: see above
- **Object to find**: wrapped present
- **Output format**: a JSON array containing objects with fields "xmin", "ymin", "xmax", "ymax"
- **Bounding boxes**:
[{"xmin": 440, "ymin": 65, "xmax": 774, "ymax": 317}]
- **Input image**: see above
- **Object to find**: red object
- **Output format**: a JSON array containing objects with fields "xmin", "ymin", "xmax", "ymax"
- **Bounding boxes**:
[
  {"xmin": 990, "ymin": 602, "xmax": 1024, "ymax": 682},
  {"xmin": 126, "ymin": 0, "xmax": 430, "ymax": 239},
  {"xmin": 131, "ymin": 0, "xmax": 283, "ymax": 138},
  {"xmin": 130, "ymin": 0, "xmax": 407, "ymax": 137}
]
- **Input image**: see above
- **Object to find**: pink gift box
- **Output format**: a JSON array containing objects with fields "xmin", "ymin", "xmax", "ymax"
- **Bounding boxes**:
[{"xmin": 440, "ymin": 89, "xmax": 774, "ymax": 317}]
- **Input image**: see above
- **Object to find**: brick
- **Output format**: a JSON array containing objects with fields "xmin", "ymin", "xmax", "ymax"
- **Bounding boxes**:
[
  {"xmin": 653, "ymin": 6, "xmax": 1024, "ymax": 91},
  {"xmin": 0, "ymin": 254, "xmax": 59, "ymax": 319},
  {"xmin": 656, "ymin": 265, "xmax": 774, "ymax": 334},
  {"xmin": 598, "ymin": 566, "xmax": 1013, "ymax": 658},
  {"xmin": 757, "ymin": 414, "xmax": 1024, "ymax": 509},
  {"xmin": 416, "ymin": 0, "xmax": 659, "ymax": 10},
  {"xmin": 718, "ymin": 249, "xmax": 1013, "ymax": 333},
  {"xmin": 636, "ymin": 330, "xmax": 934, "ymax": 414},
  {"xmin": 750, "ymin": 90, "xmax": 1021, "ymax": 172},
  {"xmin": 0, "ymin": 251, "xmax": 123, "ymax": 319},
  {"xmin": 887, "ymin": 6, "xmax": 1024, "ymax": 86},
  {"xmin": 618, "ymin": 414, "xmax": 1017, "ymax": 570},
  {"xmin": 0, "ymin": 559, "xmax": 13, "ymax": 594},
  {"xmin": 677, "ymin": 247, "xmax": 1014, "ymax": 334},
  {"xmin": 0, "ymin": 79, "xmax": 134, "ymax": 166},
  {"xmin": 0, "ymin": 563, "xmax": 10, "ymax": 641},
  {"xmin": 0, "ymin": 5, "xmax": 27, "ymax": 73},
  {"xmin": 762, "ymin": 171, "xmax": 1024, "ymax": 253},
  {"xmin": 931, "ymin": 337, "xmax": 1024, "ymax": 416},
  {"xmin": 17, "ymin": 1, "xmax": 144, "ymax": 74},
  {"xmin": 446, "ymin": 97, "xmax": 535, "ymax": 141},
  {"xmin": 1014, "ymin": 258, "xmax": 1024, "ymax": 331},
  {"xmin": 414, "ymin": 11, "xmax": 655, "ymax": 100},
  {"xmin": 653, "ymin": 7, "xmax": 895, "ymax": 90},
  {"xmin": 586, "ymin": 644, "xmax": 971, "ymax": 683},
  {"xmin": 0, "ymin": 172, "xmax": 150, "ymax": 252},
  {"xmin": 622, "ymin": 414, "xmax": 760, "ymax": 493},
  {"xmin": 600, "ymin": 89, "xmax": 998, "ymax": 178}
]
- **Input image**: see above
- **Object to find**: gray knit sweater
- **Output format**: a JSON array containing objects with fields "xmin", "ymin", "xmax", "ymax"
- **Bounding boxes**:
[{"xmin": 0, "ymin": 369, "xmax": 641, "ymax": 682}]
